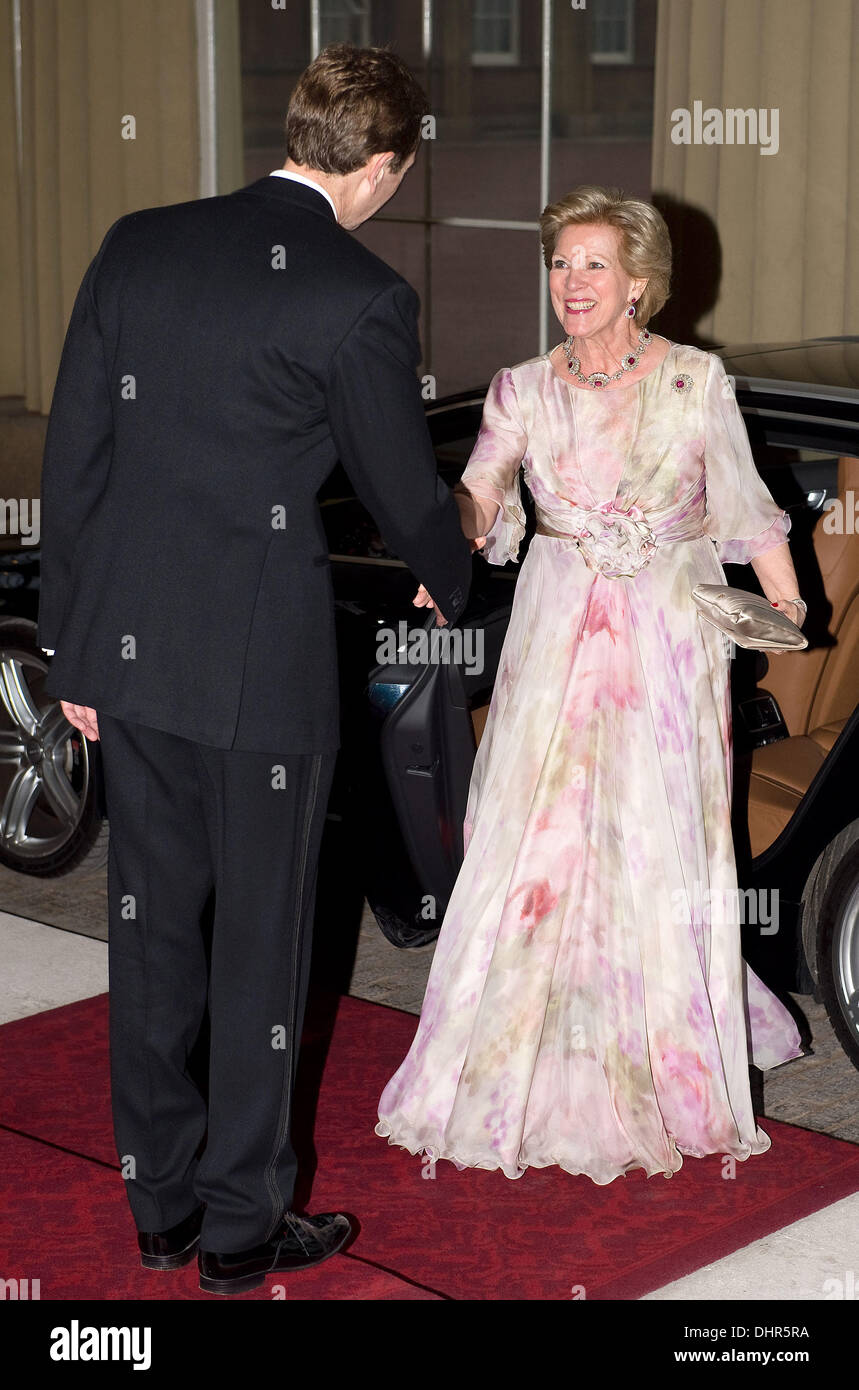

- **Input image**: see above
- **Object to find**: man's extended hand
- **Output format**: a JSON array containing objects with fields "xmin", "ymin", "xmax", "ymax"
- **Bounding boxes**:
[
  {"xmin": 412, "ymin": 537, "xmax": 485, "ymax": 625},
  {"xmin": 412, "ymin": 586, "xmax": 448, "ymax": 626},
  {"xmin": 60, "ymin": 701, "xmax": 100, "ymax": 741}
]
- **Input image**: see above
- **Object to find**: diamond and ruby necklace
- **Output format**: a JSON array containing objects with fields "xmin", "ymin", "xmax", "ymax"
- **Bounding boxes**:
[{"xmin": 563, "ymin": 328, "xmax": 652, "ymax": 389}]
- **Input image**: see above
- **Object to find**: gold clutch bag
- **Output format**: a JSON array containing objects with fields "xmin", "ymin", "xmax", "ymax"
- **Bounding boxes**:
[{"xmin": 692, "ymin": 584, "xmax": 808, "ymax": 651}]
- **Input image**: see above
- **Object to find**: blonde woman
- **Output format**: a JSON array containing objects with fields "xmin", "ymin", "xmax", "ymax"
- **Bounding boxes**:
[{"xmin": 376, "ymin": 186, "xmax": 804, "ymax": 1184}]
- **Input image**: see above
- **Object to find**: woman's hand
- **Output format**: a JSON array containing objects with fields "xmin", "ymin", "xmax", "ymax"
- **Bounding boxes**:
[
  {"xmin": 763, "ymin": 596, "xmax": 807, "ymax": 656},
  {"xmin": 453, "ymin": 483, "xmax": 499, "ymax": 544},
  {"xmin": 769, "ymin": 598, "xmax": 807, "ymax": 628},
  {"xmin": 751, "ymin": 542, "xmax": 806, "ymax": 650}
]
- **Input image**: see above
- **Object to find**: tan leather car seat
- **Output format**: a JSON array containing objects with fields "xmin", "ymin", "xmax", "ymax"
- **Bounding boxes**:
[{"xmin": 746, "ymin": 455, "xmax": 859, "ymax": 855}]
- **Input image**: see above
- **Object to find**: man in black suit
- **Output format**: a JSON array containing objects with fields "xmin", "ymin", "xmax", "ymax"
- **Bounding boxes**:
[{"xmin": 38, "ymin": 44, "xmax": 471, "ymax": 1296}]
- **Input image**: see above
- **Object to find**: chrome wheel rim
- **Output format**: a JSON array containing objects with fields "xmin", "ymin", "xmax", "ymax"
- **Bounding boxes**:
[
  {"xmin": 0, "ymin": 649, "xmax": 90, "ymax": 861},
  {"xmin": 834, "ymin": 875, "xmax": 859, "ymax": 1048}
]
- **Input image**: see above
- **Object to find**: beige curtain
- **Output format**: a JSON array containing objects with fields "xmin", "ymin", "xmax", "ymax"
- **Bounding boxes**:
[
  {"xmin": 651, "ymin": 0, "xmax": 859, "ymax": 345},
  {"xmin": 0, "ymin": 1, "xmax": 24, "ymax": 399},
  {"xmin": 3, "ymin": 0, "xmax": 242, "ymax": 415}
]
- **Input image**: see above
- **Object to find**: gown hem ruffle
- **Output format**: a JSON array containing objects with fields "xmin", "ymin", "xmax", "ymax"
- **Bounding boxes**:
[{"xmin": 374, "ymin": 1117, "xmax": 773, "ymax": 1185}]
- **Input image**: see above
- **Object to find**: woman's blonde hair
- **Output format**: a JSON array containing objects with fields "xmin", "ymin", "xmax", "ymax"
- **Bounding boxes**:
[{"xmin": 540, "ymin": 186, "xmax": 672, "ymax": 326}]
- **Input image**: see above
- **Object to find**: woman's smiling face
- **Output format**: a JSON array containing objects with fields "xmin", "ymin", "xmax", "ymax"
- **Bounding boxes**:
[{"xmin": 549, "ymin": 222, "xmax": 646, "ymax": 339}]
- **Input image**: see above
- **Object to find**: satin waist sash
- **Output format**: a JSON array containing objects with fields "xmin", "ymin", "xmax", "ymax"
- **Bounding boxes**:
[{"xmin": 532, "ymin": 475, "xmax": 708, "ymax": 578}]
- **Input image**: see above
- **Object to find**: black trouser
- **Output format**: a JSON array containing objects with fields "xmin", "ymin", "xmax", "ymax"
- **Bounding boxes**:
[{"xmin": 97, "ymin": 712, "xmax": 336, "ymax": 1253}]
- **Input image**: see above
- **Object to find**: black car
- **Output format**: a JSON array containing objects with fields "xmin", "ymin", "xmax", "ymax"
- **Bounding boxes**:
[{"xmin": 1, "ymin": 337, "xmax": 857, "ymax": 1066}]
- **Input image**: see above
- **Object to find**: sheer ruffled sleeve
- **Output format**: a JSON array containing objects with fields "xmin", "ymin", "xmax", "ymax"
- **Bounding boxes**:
[
  {"xmin": 701, "ymin": 352, "xmax": 791, "ymax": 565},
  {"xmin": 455, "ymin": 366, "xmax": 528, "ymax": 565}
]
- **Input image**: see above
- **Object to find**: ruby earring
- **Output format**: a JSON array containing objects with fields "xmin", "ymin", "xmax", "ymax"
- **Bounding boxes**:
[{"xmin": 627, "ymin": 300, "xmax": 637, "ymax": 318}]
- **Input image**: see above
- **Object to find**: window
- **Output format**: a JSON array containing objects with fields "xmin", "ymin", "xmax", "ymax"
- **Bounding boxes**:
[
  {"xmin": 590, "ymin": 0, "xmax": 634, "ymax": 65},
  {"xmin": 239, "ymin": 0, "xmax": 657, "ymax": 395},
  {"xmin": 319, "ymin": 0, "xmax": 371, "ymax": 50},
  {"xmin": 472, "ymin": 0, "xmax": 519, "ymax": 66}
]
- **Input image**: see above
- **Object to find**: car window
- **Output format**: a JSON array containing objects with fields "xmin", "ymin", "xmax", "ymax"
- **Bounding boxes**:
[
  {"xmin": 727, "ymin": 439, "xmax": 858, "ymax": 651},
  {"xmin": 746, "ymin": 441, "xmax": 841, "ymax": 516}
]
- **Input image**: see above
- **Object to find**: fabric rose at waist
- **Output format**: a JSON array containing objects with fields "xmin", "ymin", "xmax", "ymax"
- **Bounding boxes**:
[{"xmin": 534, "ymin": 474, "xmax": 707, "ymax": 580}]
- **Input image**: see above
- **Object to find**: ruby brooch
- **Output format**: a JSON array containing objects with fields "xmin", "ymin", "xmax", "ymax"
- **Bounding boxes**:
[{"xmin": 671, "ymin": 373, "xmax": 693, "ymax": 393}]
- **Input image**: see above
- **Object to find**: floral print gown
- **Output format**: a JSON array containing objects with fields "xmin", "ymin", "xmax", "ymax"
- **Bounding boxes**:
[{"xmin": 375, "ymin": 341, "xmax": 804, "ymax": 1183}]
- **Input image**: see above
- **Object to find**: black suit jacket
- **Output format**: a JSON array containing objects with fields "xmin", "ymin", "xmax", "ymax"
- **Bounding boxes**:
[{"xmin": 38, "ymin": 176, "xmax": 472, "ymax": 752}]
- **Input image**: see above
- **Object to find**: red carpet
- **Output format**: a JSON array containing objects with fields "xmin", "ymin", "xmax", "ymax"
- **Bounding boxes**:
[{"xmin": 2, "ymin": 991, "xmax": 858, "ymax": 1300}]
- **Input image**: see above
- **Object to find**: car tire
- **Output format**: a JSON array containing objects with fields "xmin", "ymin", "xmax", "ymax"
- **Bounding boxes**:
[
  {"xmin": 816, "ymin": 838, "xmax": 859, "ymax": 1072},
  {"xmin": 0, "ymin": 619, "xmax": 108, "ymax": 877}
]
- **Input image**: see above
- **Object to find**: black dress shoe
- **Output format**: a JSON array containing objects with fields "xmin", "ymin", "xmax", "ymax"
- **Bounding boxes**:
[
  {"xmin": 198, "ymin": 1211, "xmax": 353, "ymax": 1295},
  {"xmin": 138, "ymin": 1204, "xmax": 205, "ymax": 1270}
]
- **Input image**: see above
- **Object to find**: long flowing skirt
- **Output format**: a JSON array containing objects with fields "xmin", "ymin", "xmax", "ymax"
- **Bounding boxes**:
[{"xmin": 375, "ymin": 534, "xmax": 803, "ymax": 1182}]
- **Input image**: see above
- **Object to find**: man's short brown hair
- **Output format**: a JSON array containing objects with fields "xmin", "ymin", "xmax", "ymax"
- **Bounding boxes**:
[{"xmin": 286, "ymin": 44, "xmax": 429, "ymax": 175}]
